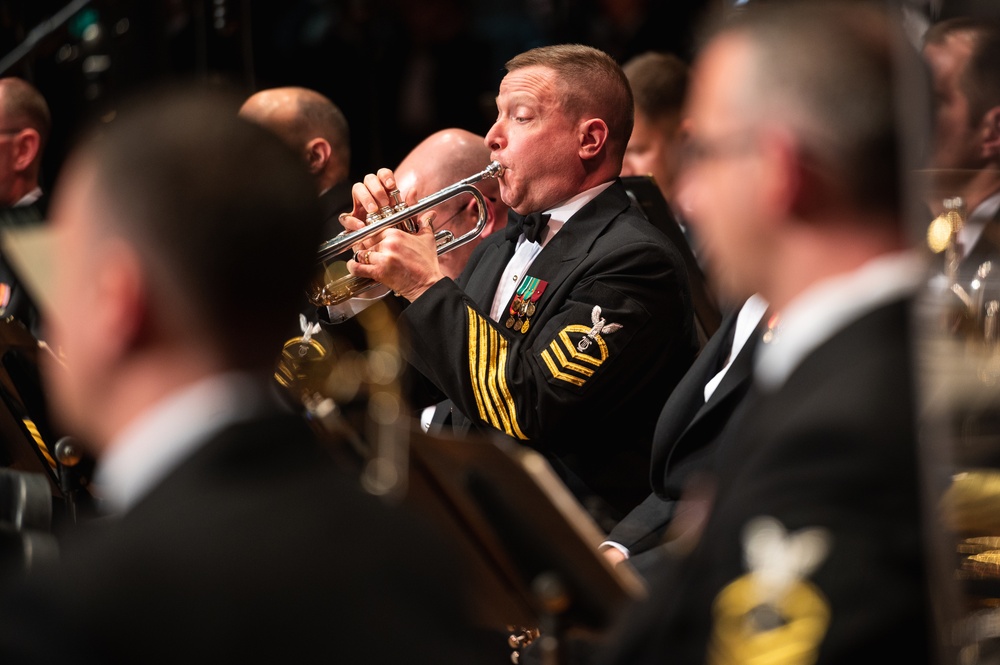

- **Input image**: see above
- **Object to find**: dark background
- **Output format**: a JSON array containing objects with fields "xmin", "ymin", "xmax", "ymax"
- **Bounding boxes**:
[
  {"xmin": 0, "ymin": 0, "xmax": 997, "ymax": 195},
  {"xmin": 0, "ymin": 0, "xmax": 716, "ymax": 195}
]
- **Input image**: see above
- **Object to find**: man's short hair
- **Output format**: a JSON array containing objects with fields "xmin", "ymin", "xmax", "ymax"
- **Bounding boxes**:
[
  {"xmin": 924, "ymin": 17, "xmax": 1000, "ymax": 124},
  {"xmin": 79, "ymin": 85, "xmax": 321, "ymax": 369},
  {"xmin": 0, "ymin": 77, "xmax": 51, "ymax": 150},
  {"xmin": 623, "ymin": 51, "xmax": 689, "ymax": 121},
  {"xmin": 506, "ymin": 44, "xmax": 634, "ymax": 162},
  {"xmin": 704, "ymin": 1, "xmax": 928, "ymax": 218}
]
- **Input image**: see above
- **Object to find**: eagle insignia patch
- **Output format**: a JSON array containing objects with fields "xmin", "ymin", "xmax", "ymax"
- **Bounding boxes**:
[
  {"xmin": 540, "ymin": 305, "xmax": 622, "ymax": 387},
  {"xmin": 708, "ymin": 516, "xmax": 832, "ymax": 665},
  {"xmin": 577, "ymin": 305, "xmax": 622, "ymax": 351}
]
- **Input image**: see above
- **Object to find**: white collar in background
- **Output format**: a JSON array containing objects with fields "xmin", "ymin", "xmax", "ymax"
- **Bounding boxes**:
[
  {"xmin": 703, "ymin": 293, "xmax": 769, "ymax": 402},
  {"xmin": 755, "ymin": 251, "xmax": 926, "ymax": 391},
  {"xmin": 14, "ymin": 187, "xmax": 41, "ymax": 208},
  {"xmin": 95, "ymin": 372, "xmax": 279, "ymax": 515},
  {"xmin": 959, "ymin": 190, "xmax": 1000, "ymax": 256}
]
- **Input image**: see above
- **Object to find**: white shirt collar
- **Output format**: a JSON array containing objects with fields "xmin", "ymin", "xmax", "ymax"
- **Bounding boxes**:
[
  {"xmin": 515, "ymin": 180, "xmax": 616, "ymax": 248},
  {"xmin": 14, "ymin": 187, "xmax": 41, "ymax": 208},
  {"xmin": 95, "ymin": 372, "xmax": 279, "ymax": 515},
  {"xmin": 755, "ymin": 251, "xmax": 926, "ymax": 391},
  {"xmin": 703, "ymin": 293, "xmax": 769, "ymax": 402},
  {"xmin": 959, "ymin": 191, "xmax": 1000, "ymax": 255},
  {"xmin": 491, "ymin": 180, "xmax": 615, "ymax": 320}
]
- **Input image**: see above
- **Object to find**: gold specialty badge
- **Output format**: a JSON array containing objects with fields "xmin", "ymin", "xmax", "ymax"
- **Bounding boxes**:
[
  {"xmin": 505, "ymin": 276, "xmax": 548, "ymax": 334},
  {"xmin": 709, "ymin": 517, "xmax": 832, "ymax": 665},
  {"xmin": 928, "ymin": 210, "xmax": 963, "ymax": 254},
  {"xmin": 927, "ymin": 196, "xmax": 966, "ymax": 255},
  {"xmin": 540, "ymin": 305, "xmax": 622, "ymax": 388}
]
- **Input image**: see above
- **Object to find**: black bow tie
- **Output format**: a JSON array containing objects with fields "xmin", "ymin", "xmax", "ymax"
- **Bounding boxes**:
[{"xmin": 506, "ymin": 211, "xmax": 551, "ymax": 244}]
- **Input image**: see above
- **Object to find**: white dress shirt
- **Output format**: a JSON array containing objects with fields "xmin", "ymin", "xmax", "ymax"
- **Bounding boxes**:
[
  {"xmin": 957, "ymin": 191, "xmax": 1000, "ymax": 261},
  {"xmin": 95, "ymin": 372, "xmax": 280, "ymax": 515},
  {"xmin": 755, "ymin": 250, "xmax": 926, "ymax": 391},
  {"xmin": 489, "ymin": 181, "xmax": 615, "ymax": 321},
  {"xmin": 14, "ymin": 187, "xmax": 42, "ymax": 208}
]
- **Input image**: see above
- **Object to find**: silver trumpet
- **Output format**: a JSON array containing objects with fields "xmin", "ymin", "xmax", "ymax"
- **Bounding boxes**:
[{"xmin": 308, "ymin": 161, "xmax": 504, "ymax": 307}]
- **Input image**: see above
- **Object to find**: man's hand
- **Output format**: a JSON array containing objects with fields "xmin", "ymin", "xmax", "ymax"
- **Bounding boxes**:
[
  {"xmin": 342, "ymin": 168, "xmax": 446, "ymax": 302},
  {"xmin": 601, "ymin": 545, "xmax": 628, "ymax": 567}
]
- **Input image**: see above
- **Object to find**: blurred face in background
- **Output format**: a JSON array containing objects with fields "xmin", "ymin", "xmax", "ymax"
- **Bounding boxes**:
[
  {"xmin": 924, "ymin": 32, "xmax": 984, "ymax": 173},
  {"xmin": 676, "ymin": 35, "xmax": 770, "ymax": 304},
  {"xmin": 621, "ymin": 110, "xmax": 686, "ymax": 205},
  {"xmin": 44, "ymin": 158, "xmax": 116, "ymax": 445}
]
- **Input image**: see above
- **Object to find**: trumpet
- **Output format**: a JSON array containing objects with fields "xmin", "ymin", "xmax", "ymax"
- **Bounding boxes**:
[{"xmin": 308, "ymin": 161, "xmax": 504, "ymax": 307}]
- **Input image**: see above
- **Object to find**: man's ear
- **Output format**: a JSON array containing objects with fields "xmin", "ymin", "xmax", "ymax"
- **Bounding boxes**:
[
  {"xmin": 305, "ymin": 138, "xmax": 332, "ymax": 175},
  {"xmin": 982, "ymin": 107, "xmax": 1000, "ymax": 160},
  {"xmin": 12, "ymin": 129, "xmax": 40, "ymax": 173},
  {"xmin": 578, "ymin": 118, "xmax": 609, "ymax": 161},
  {"xmin": 94, "ymin": 241, "xmax": 148, "ymax": 361},
  {"xmin": 758, "ymin": 128, "xmax": 811, "ymax": 221},
  {"xmin": 468, "ymin": 194, "xmax": 498, "ymax": 236}
]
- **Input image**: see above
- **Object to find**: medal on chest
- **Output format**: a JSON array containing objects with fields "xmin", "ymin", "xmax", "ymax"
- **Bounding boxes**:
[{"xmin": 505, "ymin": 275, "xmax": 548, "ymax": 334}]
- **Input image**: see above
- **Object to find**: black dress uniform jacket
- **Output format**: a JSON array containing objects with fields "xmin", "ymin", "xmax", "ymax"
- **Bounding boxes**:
[
  {"xmin": 0, "ymin": 411, "xmax": 498, "ymax": 664},
  {"xmin": 401, "ymin": 180, "xmax": 699, "ymax": 522},
  {"xmin": 595, "ymin": 297, "xmax": 933, "ymax": 664},
  {"xmin": 607, "ymin": 303, "xmax": 759, "ymax": 560},
  {"xmin": 0, "ymin": 196, "xmax": 46, "ymax": 340}
]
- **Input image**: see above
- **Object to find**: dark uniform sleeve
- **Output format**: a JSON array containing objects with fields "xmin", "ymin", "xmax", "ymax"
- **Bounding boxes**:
[{"xmin": 399, "ymin": 226, "xmax": 696, "ymax": 454}]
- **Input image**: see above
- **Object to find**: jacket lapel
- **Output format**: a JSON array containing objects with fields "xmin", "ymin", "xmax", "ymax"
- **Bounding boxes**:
[
  {"xmin": 500, "ymin": 181, "xmax": 634, "ymax": 319},
  {"xmin": 649, "ymin": 309, "xmax": 740, "ymax": 474}
]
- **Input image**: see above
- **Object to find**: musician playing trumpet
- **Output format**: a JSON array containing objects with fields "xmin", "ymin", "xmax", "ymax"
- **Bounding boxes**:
[{"xmin": 343, "ymin": 44, "xmax": 699, "ymax": 529}]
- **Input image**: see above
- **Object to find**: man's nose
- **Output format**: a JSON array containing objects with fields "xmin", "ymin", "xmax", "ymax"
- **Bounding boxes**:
[{"xmin": 485, "ymin": 123, "xmax": 504, "ymax": 152}]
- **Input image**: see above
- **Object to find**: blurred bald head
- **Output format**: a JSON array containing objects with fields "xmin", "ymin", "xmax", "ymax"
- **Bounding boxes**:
[
  {"xmin": 394, "ymin": 128, "xmax": 507, "ymax": 280},
  {"xmin": 239, "ymin": 87, "xmax": 350, "ymax": 194}
]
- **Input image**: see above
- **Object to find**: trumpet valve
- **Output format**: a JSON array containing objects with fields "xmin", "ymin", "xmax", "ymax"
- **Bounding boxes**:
[
  {"xmin": 389, "ymin": 188, "xmax": 406, "ymax": 212},
  {"xmin": 434, "ymin": 230, "xmax": 455, "ymax": 248}
]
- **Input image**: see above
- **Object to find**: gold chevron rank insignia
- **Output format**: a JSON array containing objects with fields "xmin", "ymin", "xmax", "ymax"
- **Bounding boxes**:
[
  {"xmin": 540, "ymin": 305, "xmax": 622, "ymax": 387},
  {"xmin": 466, "ymin": 305, "xmax": 527, "ymax": 440},
  {"xmin": 709, "ymin": 517, "xmax": 831, "ymax": 665}
]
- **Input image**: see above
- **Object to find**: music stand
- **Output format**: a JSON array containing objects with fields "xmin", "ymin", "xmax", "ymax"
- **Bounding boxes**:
[{"xmin": 406, "ymin": 425, "xmax": 647, "ymax": 661}]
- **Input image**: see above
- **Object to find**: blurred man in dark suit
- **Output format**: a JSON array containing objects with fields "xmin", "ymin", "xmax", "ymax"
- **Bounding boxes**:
[
  {"xmin": 592, "ymin": 3, "xmax": 935, "ymax": 663},
  {"xmin": 0, "ymin": 85, "xmax": 496, "ymax": 664},
  {"xmin": 922, "ymin": 18, "xmax": 1000, "ymax": 335},
  {"xmin": 0, "ymin": 76, "xmax": 50, "ymax": 338}
]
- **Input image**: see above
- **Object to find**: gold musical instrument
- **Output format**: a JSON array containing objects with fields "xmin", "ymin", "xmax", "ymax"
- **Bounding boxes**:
[{"xmin": 308, "ymin": 161, "xmax": 504, "ymax": 307}]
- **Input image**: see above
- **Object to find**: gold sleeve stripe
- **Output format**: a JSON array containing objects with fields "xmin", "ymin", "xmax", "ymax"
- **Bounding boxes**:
[
  {"xmin": 558, "ymin": 327, "xmax": 609, "ymax": 364},
  {"xmin": 539, "ymin": 324, "xmax": 612, "ymax": 388},
  {"xmin": 479, "ymin": 320, "xmax": 507, "ymax": 432},
  {"xmin": 493, "ymin": 332, "xmax": 527, "ymax": 440},
  {"xmin": 470, "ymin": 309, "xmax": 499, "ymax": 428},
  {"xmin": 466, "ymin": 306, "xmax": 527, "ymax": 440},
  {"xmin": 547, "ymin": 338, "xmax": 595, "ymax": 377},
  {"xmin": 541, "ymin": 349, "xmax": 587, "ymax": 387},
  {"xmin": 23, "ymin": 417, "xmax": 56, "ymax": 469},
  {"xmin": 486, "ymin": 325, "xmax": 518, "ymax": 436}
]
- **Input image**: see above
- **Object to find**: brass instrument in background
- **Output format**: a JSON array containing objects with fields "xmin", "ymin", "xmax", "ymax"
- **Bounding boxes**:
[
  {"xmin": 920, "ymin": 189, "xmax": 1000, "ymax": 662},
  {"xmin": 308, "ymin": 161, "xmax": 504, "ymax": 308}
]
